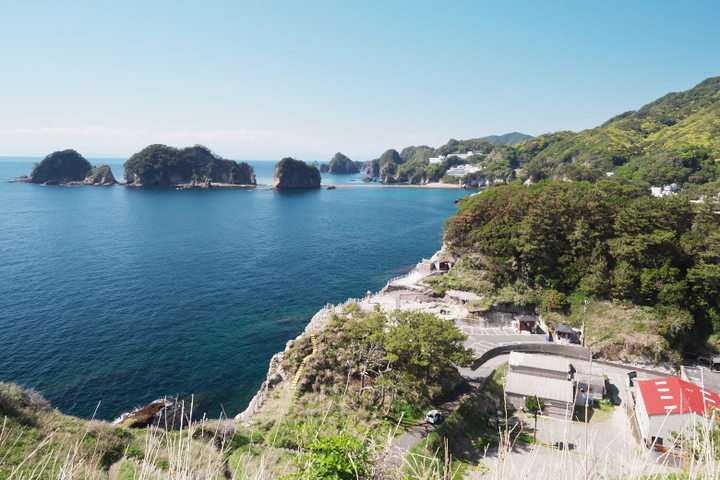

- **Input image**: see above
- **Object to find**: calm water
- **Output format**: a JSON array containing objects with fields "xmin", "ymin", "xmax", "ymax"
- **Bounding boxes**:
[{"xmin": 0, "ymin": 157, "xmax": 469, "ymax": 421}]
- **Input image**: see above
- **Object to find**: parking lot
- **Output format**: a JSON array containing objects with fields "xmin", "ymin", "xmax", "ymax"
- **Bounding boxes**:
[{"xmin": 456, "ymin": 320, "xmax": 549, "ymax": 357}]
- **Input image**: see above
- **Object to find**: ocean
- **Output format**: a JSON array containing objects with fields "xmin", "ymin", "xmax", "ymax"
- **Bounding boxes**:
[{"xmin": 0, "ymin": 157, "xmax": 471, "ymax": 421}]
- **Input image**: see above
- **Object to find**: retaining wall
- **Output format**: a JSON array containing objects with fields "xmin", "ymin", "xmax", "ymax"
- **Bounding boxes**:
[{"xmin": 471, "ymin": 343, "xmax": 592, "ymax": 370}]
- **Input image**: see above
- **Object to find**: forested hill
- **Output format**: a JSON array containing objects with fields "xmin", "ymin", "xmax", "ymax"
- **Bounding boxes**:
[
  {"xmin": 474, "ymin": 132, "xmax": 533, "ymax": 145},
  {"xmin": 515, "ymin": 77, "xmax": 720, "ymax": 191},
  {"xmin": 439, "ymin": 180, "xmax": 720, "ymax": 359}
]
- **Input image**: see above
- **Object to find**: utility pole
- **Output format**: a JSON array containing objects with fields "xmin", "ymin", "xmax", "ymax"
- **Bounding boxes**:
[{"xmin": 582, "ymin": 300, "xmax": 590, "ymax": 348}]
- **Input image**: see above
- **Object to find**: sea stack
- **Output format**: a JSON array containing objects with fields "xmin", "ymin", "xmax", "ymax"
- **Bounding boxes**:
[
  {"xmin": 272, "ymin": 157, "xmax": 321, "ymax": 189},
  {"xmin": 84, "ymin": 165, "xmax": 118, "ymax": 185}
]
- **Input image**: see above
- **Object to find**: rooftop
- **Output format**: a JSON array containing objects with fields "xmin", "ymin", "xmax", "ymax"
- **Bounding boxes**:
[
  {"xmin": 573, "ymin": 362, "xmax": 605, "ymax": 377},
  {"xmin": 637, "ymin": 377, "xmax": 720, "ymax": 417},
  {"xmin": 509, "ymin": 351, "xmax": 570, "ymax": 374},
  {"xmin": 505, "ymin": 371, "xmax": 574, "ymax": 403}
]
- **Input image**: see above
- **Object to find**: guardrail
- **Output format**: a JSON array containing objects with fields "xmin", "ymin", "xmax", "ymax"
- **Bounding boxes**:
[{"xmin": 471, "ymin": 343, "xmax": 592, "ymax": 370}]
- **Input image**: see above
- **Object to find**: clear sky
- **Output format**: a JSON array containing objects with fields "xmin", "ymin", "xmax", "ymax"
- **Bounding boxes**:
[{"xmin": 1, "ymin": 0, "xmax": 718, "ymax": 160}]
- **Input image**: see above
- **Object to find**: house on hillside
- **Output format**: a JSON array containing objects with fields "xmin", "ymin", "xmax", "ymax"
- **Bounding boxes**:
[
  {"xmin": 555, "ymin": 324, "xmax": 581, "ymax": 344},
  {"xmin": 417, "ymin": 256, "xmax": 457, "ymax": 274},
  {"xmin": 504, "ymin": 371, "xmax": 574, "ymax": 420},
  {"xmin": 429, "ymin": 151, "xmax": 475, "ymax": 164},
  {"xmin": 635, "ymin": 377, "xmax": 720, "ymax": 448},
  {"xmin": 509, "ymin": 351, "xmax": 571, "ymax": 380}
]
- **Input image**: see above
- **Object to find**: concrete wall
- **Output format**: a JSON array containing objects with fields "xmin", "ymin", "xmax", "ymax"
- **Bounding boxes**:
[{"xmin": 472, "ymin": 344, "xmax": 591, "ymax": 370}]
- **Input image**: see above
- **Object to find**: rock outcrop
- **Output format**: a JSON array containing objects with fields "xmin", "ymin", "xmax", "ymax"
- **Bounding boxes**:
[
  {"xmin": 124, "ymin": 144, "xmax": 256, "ymax": 186},
  {"xmin": 28, "ymin": 150, "xmax": 92, "ymax": 184},
  {"xmin": 272, "ymin": 157, "xmax": 321, "ymax": 189},
  {"xmin": 84, "ymin": 165, "xmax": 117, "ymax": 185}
]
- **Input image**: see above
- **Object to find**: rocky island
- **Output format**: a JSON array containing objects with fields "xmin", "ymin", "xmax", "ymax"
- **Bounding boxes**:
[
  {"xmin": 272, "ymin": 157, "xmax": 321, "ymax": 189},
  {"xmin": 124, "ymin": 144, "xmax": 256, "ymax": 187},
  {"xmin": 318, "ymin": 152, "xmax": 360, "ymax": 174},
  {"xmin": 26, "ymin": 149, "xmax": 117, "ymax": 185}
]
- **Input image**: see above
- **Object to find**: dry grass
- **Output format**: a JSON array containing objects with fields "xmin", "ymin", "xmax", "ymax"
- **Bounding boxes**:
[{"xmin": 582, "ymin": 301, "xmax": 669, "ymax": 363}]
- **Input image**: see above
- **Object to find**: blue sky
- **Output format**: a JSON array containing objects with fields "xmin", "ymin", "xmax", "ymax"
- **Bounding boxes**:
[{"xmin": 1, "ymin": 0, "xmax": 718, "ymax": 160}]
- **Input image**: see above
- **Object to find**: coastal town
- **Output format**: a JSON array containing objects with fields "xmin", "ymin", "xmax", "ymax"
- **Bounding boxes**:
[{"xmin": 236, "ymin": 248, "xmax": 720, "ymax": 479}]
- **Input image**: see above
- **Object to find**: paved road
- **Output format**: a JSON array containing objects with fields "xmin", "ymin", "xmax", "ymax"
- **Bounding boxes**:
[{"xmin": 457, "ymin": 320, "xmax": 548, "ymax": 358}]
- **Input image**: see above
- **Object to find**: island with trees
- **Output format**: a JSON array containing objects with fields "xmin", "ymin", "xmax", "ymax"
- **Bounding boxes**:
[
  {"xmin": 318, "ymin": 152, "xmax": 360, "ymax": 174},
  {"xmin": 273, "ymin": 157, "xmax": 321, "ymax": 189},
  {"xmin": 26, "ymin": 149, "xmax": 117, "ymax": 185},
  {"xmin": 124, "ymin": 144, "xmax": 256, "ymax": 187}
]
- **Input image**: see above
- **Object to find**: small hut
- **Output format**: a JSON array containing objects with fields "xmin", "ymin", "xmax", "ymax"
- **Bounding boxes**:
[
  {"xmin": 513, "ymin": 315, "xmax": 540, "ymax": 334},
  {"xmin": 555, "ymin": 325, "xmax": 580, "ymax": 344}
]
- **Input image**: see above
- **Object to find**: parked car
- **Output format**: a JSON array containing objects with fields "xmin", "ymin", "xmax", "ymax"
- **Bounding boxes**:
[
  {"xmin": 487, "ymin": 416, "xmax": 520, "ymax": 429},
  {"xmin": 425, "ymin": 410, "xmax": 444, "ymax": 425}
]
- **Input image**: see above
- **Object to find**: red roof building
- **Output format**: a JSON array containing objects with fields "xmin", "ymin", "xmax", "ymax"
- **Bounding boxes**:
[{"xmin": 635, "ymin": 377, "xmax": 720, "ymax": 447}]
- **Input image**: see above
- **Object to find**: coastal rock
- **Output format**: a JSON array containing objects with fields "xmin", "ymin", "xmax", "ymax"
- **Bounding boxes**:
[
  {"xmin": 28, "ymin": 150, "xmax": 92, "ymax": 184},
  {"xmin": 118, "ymin": 401, "xmax": 171, "ymax": 428},
  {"xmin": 84, "ymin": 165, "xmax": 117, "ymax": 185},
  {"xmin": 124, "ymin": 144, "xmax": 256, "ymax": 186},
  {"xmin": 318, "ymin": 163, "xmax": 330, "ymax": 173},
  {"xmin": 272, "ymin": 157, "xmax": 321, "ymax": 189}
]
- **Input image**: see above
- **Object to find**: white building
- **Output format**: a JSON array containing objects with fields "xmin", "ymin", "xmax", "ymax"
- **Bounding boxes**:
[
  {"xmin": 429, "ymin": 151, "xmax": 476, "ymax": 164},
  {"xmin": 445, "ymin": 165, "xmax": 482, "ymax": 177},
  {"xmin": 635, "ymin": 377, "xmax": 720, "ymax": 447}
]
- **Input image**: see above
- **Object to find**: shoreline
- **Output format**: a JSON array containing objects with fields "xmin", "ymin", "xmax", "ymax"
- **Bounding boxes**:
[
  {"xmin": 234, "ymin": 248, "xmax": 456, "ymax": 422},
  {"xmin": 9, "ymin": 179, "xmax": 477, "ymax": 190}
]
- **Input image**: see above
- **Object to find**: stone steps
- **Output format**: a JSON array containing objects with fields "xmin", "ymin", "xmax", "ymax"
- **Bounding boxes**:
[{"xmin": 289, "ymin": 334, "xmax": 318, "ymax": 391}]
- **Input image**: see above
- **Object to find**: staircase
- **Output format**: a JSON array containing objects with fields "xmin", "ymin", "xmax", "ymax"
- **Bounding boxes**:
[{"xmin": 290, "ymin": 334, "xmax": 318, "ymax": 391}]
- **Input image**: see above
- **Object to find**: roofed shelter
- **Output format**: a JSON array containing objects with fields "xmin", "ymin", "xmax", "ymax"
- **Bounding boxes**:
[{"xmin": 513, "ymin": 315, "xmax": 540, "ymax": 334}]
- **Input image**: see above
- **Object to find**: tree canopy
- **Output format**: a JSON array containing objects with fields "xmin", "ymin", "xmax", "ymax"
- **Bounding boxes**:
[
  {"xmin": 443, "ymin": 180, "xmax": 720, "ymax": 350},
  {"xmin": 29, "ymin": 149, "xmax": 92, "ymax": 183},
  {"xmin": 124, "ymin": 144, "xmax": 255, "ymax": 185},
  {"xmin": 298, "ymin": 308, "xmax": 474, "ymax": 408}
]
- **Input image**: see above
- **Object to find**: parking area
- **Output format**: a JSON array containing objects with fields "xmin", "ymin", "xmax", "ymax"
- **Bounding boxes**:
[{"xmin": 459, "ymin": 325, "xmax": 548, "ymax": 357}]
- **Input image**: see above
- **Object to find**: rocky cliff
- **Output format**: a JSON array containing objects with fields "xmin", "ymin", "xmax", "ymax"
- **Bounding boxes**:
[
  {"xmin": 84, "ymin": 165, "xmax": 117, "ymax": 185},
  {"xmin": 124, "ymin": 144, "xmax": 256, "ymax": 186},
  {"xmin": 28, "ymin": 150, "xmax": 92, "ymax": 184},
  {"xmin": 273, "ymin": 157, "xmax": 321, "ymax": 189}
]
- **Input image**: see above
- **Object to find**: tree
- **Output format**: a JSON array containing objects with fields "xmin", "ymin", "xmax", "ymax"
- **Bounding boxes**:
[{"xmin": 525, "ymin": 396, "xmax": 545, "ymax": 443}]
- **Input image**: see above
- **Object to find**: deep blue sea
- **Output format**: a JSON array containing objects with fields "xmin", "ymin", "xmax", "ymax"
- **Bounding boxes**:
[{"xmin": 0, "ymin": 157, "xmax": 470, "ymax": 421}]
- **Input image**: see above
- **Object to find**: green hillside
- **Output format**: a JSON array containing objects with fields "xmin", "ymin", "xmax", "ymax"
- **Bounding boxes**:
[
  {"xmin": 474, "ymin": 132, "xmax": 534, "ymax": 145},
  {"xmin": 439, "ymin": 180, "xmax": 720, "ymax": 359},
  {"xmin": 515, "ymin": 77, "xmax": 720, "ymax": 189}
]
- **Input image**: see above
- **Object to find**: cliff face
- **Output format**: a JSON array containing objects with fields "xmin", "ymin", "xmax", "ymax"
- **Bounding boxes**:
[
  {"xmin": 273, "ymin": 157, "xmax": 321, "ymax": 189},
  {"xmin": 124, "ymin": 144, "xmax": 256, "ymax": 186},
  {"xmin": 28, "ymin": 150, "xmax": 92, "ymax": 184},
  {"xmin": 84, "ymin": 165, "xmax": 117, "ymax": 185}
]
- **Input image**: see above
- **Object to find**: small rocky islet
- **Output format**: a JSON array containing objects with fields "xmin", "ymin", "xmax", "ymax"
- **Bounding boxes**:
[{"xmin": 24, "ymin": 149, "xmax": 117, "ymax": 186}]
